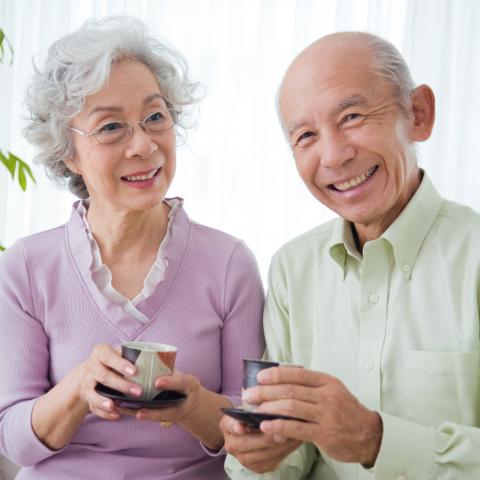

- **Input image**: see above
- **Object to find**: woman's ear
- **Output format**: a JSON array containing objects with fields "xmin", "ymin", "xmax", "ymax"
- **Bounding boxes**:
[
  {"xmin": 409, "ymin": 84, "xmax": 435, "ymax": 142},
  {"xmin": 64, "ymin": 156, "xmax": 81, "ymax": 175}
]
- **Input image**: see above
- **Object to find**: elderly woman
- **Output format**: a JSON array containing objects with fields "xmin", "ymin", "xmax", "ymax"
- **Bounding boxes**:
[{"xmin": 0, "ymin": 16, "xmax": 264, "ymax": 480}]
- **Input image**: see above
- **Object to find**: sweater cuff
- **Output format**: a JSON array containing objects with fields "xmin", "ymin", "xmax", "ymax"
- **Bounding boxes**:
[
  {"xmin": 2, "ymin": 399, "xmax": 65, "ymax": 466},
  {"xmin": 200, "ymin": 393, "xmax": 240, "ymax": 457},
  {"xmin": 373, "ymin": 412, "xmax": 439, "ymax": 479}
]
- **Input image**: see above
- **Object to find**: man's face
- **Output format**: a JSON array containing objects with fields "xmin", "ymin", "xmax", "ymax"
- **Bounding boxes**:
[{"xmin": 279, "ymin": 41, "xmax": 422, "ymax": 235}]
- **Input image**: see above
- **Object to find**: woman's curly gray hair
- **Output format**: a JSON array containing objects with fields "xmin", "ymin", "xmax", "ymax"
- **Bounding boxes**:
[{"xmin": 23, "ymin": 16, "xmax": 202, "ymax": 198}]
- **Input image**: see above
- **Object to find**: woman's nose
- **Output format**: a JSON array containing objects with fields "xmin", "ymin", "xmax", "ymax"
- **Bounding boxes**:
[{"xmin": 124, "ymin": 125, "xmax": 158, "ymax": 159}]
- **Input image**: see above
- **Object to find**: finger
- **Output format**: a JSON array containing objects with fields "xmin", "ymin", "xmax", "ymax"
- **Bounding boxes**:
[
  {"xmin": 93, "ymin": 344, "xmax": 136, "ymax": 377},
  {"xmin": 242, "ymin": 383, "xmax": 317, "ymax": 406},
  {"xmin": 117, "ymin": 408, "xmax": 138, "ymax": 417},
  {"xmin": 90, "ymin": 407, "xmax": 121, "ymax": 421},
  {"xmin": 232, "ymin": 439, "xmax": 301, "ymax": 473},
  {"xmin": 93, "ymin": 363, "xmax": 143, "ymax": 397},
  {"xmin": 254, "ymin": 398, "xmax": 320, "ymax": 423},
  {"xmin": 224, "ymin": 430, "xmax": 280, "ymax": 454},
  {"xmin": 220, "ymin": 415, "xmax": 249, "ymax": 436},
  {"xmin": 257, "ymin": 366, "xmax": 332, "ymax": 388},
  {"xmin": 86, "ymin": 389, "xmax": 120, "ymax": 419},
  {"xmin": 133, "ymin": 406, "xmax": 183, "ymax": 423},
  {"xmin": 155, "ymin": 372, "xmax": 189, "ymax": 391},
  {"xmin": 260, "ymin": 418, "xmax": 318, "ymax": 443}
]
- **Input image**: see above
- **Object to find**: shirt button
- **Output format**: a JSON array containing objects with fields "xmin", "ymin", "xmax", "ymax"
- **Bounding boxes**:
[
  {"xmin": 369, "ymin": 294, "xmax": 379, "ymax": 304},
  {"xmin": 365, "ymin": 360, "xmax": 374, "ymax": 370},
  {"xmin": 402, "ymin": 264, "xmax": 410, "ymax": 272}
]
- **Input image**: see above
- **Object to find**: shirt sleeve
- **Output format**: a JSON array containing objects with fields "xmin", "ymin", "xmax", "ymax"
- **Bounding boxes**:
[
  {"xmin": 373, "ymin": 412, "xmax": 480, "ymax": 479},
  {"xmin": 219, "ymin": 241, "xmax": 265, "ymax": 407},
  {"xmin": 0, "ymin": 241, "xmax": 63, "ymax": 466},
  {"xmin": 201, "ymin": 241, "xmax": 265, "ymax": 457},
  {"xmin": 224, "ymin": 255, "xmax": 319, "ymax": 478}
]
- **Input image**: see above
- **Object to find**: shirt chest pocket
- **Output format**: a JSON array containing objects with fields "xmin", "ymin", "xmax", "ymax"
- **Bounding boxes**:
[{"xmin": 403, "ymin": 349, "xmax": 480, "ymax": 427}]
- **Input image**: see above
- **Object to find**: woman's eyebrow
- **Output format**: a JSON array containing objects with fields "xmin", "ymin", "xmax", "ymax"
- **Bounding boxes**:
[
  {"xmin": 86, "ymin": 94, "xmax": 166, "ymax": 118},
  {"xmin": 87, "ymin": 106, "xmax": 123, "ymax": 118}
]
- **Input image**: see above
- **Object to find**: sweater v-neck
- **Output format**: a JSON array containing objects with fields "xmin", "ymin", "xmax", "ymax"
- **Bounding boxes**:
[{"xmin": 65, "ymin": 200, "xmax": 191, "ymax": 337}]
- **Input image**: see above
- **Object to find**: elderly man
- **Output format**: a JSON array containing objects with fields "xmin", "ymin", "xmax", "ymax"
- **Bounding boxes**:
[{"xmin": 222, "ymin": 31, "xmax": 480, "ymax": 479}]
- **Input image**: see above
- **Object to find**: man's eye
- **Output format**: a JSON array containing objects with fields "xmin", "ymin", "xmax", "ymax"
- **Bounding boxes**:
[
  {"xmin": 342, "ymin": 113, "xmax": 363, "ymax": 124},
  {"xmin": 98, "ymin": 122, "xmax": 124, "ymax": 133},
  {"xmin": 146, "ymin": 111, "xmax": 166, "ymax": 123},
  {"xmin": 294, "ymin": 131, "xmax": 315, "ymax": 146}
]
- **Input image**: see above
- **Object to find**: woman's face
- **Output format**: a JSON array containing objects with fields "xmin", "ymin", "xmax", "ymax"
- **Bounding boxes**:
[{"xmin": 67, "ymin": 59, "xmax": 176, "ymax": 212}]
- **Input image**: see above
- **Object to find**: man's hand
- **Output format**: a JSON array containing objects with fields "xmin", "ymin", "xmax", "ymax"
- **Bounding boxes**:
[
  {"xmin": 220, "ymin": 414, "xmax": 302, "ymax": 474},
  {"xmin": 243, "ymin": 366, "xmax": 383, "ymax": 466}
]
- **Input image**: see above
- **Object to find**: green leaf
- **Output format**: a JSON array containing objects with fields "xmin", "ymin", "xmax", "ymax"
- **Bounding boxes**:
[
  {"xmin": 0, "ymin": 150, "xmax": 16, "ymax": 178},
  {"xmin": 0, "ymin": 244, "xmax": 5, "ymax": 252},
  {"xmin": 0, "ymin": 30, "xmax": 4, "ymax": 59},
  {"xmin": 1, "ymin": 150, "xmax": 36, "ymax": 189},
  {"xmin": 18, "ymin": 165, "xmax": 26, "ymax": 191},
  {"xmin": 18, "ymin": 157, "xmax": 36, "ymax": 185},
  {"xmin": 0, "ymin": 27, "xmax": 14, "ymax": 64}
]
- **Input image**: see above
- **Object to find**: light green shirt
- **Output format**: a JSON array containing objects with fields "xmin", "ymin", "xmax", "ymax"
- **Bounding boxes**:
[{"xmin": 225, "ymin": 174, "xmax": 480, "ymax": 479}]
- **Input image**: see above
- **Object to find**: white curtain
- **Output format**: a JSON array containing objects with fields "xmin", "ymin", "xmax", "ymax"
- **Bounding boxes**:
[{"xmin": 0, "ymin": 0, "xmax": 479, "ymax": 281}]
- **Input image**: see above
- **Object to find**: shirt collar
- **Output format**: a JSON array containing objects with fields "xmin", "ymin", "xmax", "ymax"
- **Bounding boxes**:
[{"xmin": 328, "ymin": 172, "xmax": 443, "ymax": 280}]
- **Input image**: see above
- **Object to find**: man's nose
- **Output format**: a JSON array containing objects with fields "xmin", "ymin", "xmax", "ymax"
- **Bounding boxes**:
[
  {"xmin": 317, "ymin": 129, "xmax": 356, "ymax": 169},
  {"xmin": 125, "ymin": 124, "xmax": 158, "ymax": 159}
]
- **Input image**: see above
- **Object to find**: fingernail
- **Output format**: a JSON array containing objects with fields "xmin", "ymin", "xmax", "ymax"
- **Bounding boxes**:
[
  {"xmin": 102, "ymin": 400, "xmax": 112, "ymax": 410},
  {"xmin": 129, "ymin": 386, "xmax": 142, "ymax": 397},
  {"xmin": 257, "ymin": 370, "xmax": 269, "ymax": 382},
  {"xmin": 125, "ymin": 366, "xmax": 135, "ymax": 375},
  {"xmin": 260, "ymin": 421, "xmax": 272, "ymax": 433},
  {"xmin": 233, "ymin": 423, "xmax": 243, "ymax": 434},
  {"xmin": 241, "ymin": 390, "xmax": 253, "ymax": 402}
]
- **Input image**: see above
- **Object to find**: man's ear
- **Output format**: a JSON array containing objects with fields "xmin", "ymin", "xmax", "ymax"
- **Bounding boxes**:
[{"xmin": 409, "ymin": 84, "xmax": 435, "ymax": 142}]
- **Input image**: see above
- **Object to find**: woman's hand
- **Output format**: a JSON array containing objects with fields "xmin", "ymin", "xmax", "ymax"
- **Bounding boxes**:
[
  {"xmin": 118, "ymin": 369, "xmax": 202, "ymax": 425},
  {"xmin": 31, "ymin": 344, "xmax": 139, "ymax": 450},
  {"xmin": 119, "ymin": 369, "xmax": 231, "ymax": 450},
  {"xmin": 76, "ymin": 344, "xmax": 141, "ymax": 420}
]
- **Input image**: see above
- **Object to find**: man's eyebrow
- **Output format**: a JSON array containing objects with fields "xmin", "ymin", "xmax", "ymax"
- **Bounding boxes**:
[
  {"xmin": 87, "ymin": 93, "xmax": 166, "ymax": 118},
  {"xmin": 286, "ymin": 95, "xmax": 369, "ymax": 137},
  {"xmin": 336, "ymin": 95, "xmax": 368, "ymax": 113},
  {"xmin": 286, "ymin": 120, "xmax": 307, "ymax": 137}
]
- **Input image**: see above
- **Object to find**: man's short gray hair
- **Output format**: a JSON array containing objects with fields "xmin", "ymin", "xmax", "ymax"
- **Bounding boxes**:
[
  {"xmin": 23, "ymin": 16, "xmax": 202, "ymax": 199},
  {"xmin": 358, "ymin": 32, "xmax": 416, "ymax": 113}
]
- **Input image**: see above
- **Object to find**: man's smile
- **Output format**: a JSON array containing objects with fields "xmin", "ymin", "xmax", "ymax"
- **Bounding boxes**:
[{"xmin": 329, "ymin": 165, "xmax": 378, "ymax": 192}]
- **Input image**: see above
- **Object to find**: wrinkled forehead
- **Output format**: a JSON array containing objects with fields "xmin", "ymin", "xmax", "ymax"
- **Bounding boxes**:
[{"xmin": 278, "ymin": 45, "xmax": 391, "ymax": 128}]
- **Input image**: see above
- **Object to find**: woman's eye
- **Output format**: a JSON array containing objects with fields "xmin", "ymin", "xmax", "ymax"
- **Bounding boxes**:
[
  {"xmin": 98, "ymin": 122, "xmax": 124, "ymax": 133},
  {"xmin": 146, "ymin": 111, "xmax": 166, "ymax": 123}
]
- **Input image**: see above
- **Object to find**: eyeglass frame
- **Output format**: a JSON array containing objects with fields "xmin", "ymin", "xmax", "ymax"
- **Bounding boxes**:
[{"xmin": 67, "ymin": 108, "xmax": 179, "ymax": 145}]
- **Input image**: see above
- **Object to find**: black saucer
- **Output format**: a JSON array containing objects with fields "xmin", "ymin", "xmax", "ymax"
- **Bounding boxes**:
[
  {"xmin": 221, "ymin": 407, "xmax": 305, "ymax": 430},
  {"xmin": 95, "ymin": 383, "xmax": 186, "ymax": 409}
]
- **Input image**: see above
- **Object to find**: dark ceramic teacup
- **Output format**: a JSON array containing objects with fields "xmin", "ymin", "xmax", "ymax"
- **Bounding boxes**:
[{"xmin": 242, "ymin": 358, "xmax": 279, "ymax": 410}]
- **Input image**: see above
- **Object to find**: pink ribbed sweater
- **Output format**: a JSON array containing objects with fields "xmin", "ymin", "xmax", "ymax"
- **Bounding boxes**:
[{"xmin": 0, "ymin": 202, "xmax": 264, "ymax": 479}]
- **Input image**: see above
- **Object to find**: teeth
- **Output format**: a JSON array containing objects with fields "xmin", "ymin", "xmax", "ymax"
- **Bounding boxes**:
[
  {"xmin": 333, "ymin": 166, "xmax": 376, "ymax": 192},
  {"xmin": 124, "ymin": 169, "xmax": 158, "ymax": 182}
]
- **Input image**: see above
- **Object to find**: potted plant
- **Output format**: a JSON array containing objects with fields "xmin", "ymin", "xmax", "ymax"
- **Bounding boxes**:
[{"xmin": 0, "ymin": 27, "xmax": 36, "ymax": 251}]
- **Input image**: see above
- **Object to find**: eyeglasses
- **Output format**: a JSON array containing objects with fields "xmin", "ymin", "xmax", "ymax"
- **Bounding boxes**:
[{"xmin": 68, "ymin": 108, "xmax": 178, "ymax": 145}]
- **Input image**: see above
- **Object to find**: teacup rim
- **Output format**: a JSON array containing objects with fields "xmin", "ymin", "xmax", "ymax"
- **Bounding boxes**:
[{"xmin": 122, "ymin": 341, "xmax": 177, "ymax": 352}]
